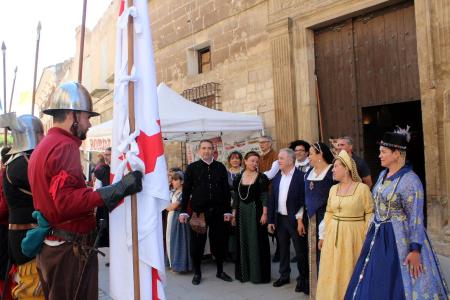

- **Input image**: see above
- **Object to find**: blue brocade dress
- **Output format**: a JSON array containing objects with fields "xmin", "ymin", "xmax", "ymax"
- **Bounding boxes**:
[{"xmin": 345, "ymin": 166, "xmax": 450, "ymax": 300}]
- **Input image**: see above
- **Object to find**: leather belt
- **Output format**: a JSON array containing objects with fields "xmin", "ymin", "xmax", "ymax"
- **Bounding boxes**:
[
  {"xmin": 9, "ymin": 223, "xmax": 38, "ymax": 230},
  {"xmin": 48, "ymin": 228, "xmax": 96, "ymax": 244}
]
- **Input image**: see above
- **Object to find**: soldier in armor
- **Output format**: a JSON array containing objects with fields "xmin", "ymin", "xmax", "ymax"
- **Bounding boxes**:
[
  {"xmin": 0, "ymin": 113, "xmax": 45, "ymax": 300},
  {"xmin": 0, "ymin": 146, "xmax": 12, "ymax": 300},
  {"xmin": 27, "ymin": 82, "xmax": 143, "ymax": 299}
]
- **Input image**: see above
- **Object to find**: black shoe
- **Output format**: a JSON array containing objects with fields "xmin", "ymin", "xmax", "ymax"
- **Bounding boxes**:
[
  {"xmin": 295, "ymin": 281, "xmax": 309, "ymax": 294},
  {"xmin": 272, "ymin": 254, "xmax": 280, "ymax": 263},
  {"xmin": 273, "ymin": 277, "xmax": 290, "ymax": 287},
  {"xmin": 192, "ymin": 274, "xmax": 201, "ymax": 285},
  {"xmin": 290, "ymin": 256, "xmax": 297, "ymax": 263},
  {"xmin": 216, "ymin": 272, "xmax": 233, "ymax": 282}
]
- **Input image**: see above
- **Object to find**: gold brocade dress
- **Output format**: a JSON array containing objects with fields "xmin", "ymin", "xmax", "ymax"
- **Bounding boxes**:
[{"xmin": 316, "ymin": 183, "xmax": 374, "ymax": 300}]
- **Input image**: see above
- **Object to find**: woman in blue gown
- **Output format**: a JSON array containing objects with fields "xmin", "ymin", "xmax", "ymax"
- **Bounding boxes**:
[
  {"xmin": 304, "ymin": 142, "xmax": 335, "ymax": 298},
  {"xmin": 345, "ymin": 128, "xmax": 450, "ymax": 300}
]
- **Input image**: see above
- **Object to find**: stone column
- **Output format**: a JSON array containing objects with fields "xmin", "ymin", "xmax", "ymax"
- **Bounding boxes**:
[
  {"xmin": 415, "ymin": 0, "xmax": 450, "ymax": 255},
  {"xmin": 268, "ymin": 18, "xmax": 298, "ymax": 148}
]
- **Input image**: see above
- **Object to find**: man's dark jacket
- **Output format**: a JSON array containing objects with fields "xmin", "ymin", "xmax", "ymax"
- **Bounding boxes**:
[
  {"xmin": 181, "ymin": 160, "xmax": 231, "ymax": 214},
  {"xmin": 268, "ymin": 167, "xmax": 305, "ymax": 226}
]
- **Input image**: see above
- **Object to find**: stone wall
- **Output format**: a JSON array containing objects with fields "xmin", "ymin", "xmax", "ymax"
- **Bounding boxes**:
[
  {"xmin": 414, "ymin": 0, "xmax": 450, "ymax": 256},
  {"xmin": 149, "ymin": 0, "xmax": 276, "ymax": 142}
]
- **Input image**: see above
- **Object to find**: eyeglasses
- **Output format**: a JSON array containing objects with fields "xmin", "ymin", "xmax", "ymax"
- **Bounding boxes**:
[{"xmin": 295, "ymin": 149, "xmax": 306, "ymax": 152}]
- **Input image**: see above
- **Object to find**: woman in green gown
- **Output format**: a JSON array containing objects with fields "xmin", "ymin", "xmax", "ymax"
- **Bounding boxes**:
[{"xmin": 232, "ymin": 151, "xmax": 271, "ymax": 283}]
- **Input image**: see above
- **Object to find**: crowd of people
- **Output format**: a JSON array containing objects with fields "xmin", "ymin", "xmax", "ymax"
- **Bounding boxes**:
[{"xmin": 163, "ymin": 132, "xmax": 450, "ymax": 300}]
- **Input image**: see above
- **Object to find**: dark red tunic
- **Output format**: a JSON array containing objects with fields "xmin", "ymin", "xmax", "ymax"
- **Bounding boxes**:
[{"xmin": 28, "ymin": 127, "xmax": 103, "ymax": 234}]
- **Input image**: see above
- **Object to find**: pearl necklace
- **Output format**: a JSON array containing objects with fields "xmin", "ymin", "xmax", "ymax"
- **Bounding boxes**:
[{"xmin": 238, "ymin": 172, "xmax": 257, "ymax": 201}]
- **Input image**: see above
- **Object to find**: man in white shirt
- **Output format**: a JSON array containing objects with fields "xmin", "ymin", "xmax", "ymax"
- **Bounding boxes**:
[
  {"xmin": 267, "ymin": 149, "xmax": 309, "ymax": 294},
  {"xmin": 263, "ymin": 140, "xmax": 311, "ymax": 180}
]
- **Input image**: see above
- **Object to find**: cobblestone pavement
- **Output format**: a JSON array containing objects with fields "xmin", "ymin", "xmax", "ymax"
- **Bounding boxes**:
[{"xmin": 98, "ymin": 246, "xmax": 308, "ymax": 300}]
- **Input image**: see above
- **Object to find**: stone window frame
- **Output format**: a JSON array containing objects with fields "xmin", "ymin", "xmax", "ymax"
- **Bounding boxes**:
[{"xmin": 186, "ymin": 41, "xmax": 212, "ymax": 75}]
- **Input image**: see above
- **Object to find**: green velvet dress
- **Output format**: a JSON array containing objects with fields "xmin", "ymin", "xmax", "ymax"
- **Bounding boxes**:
[{"xmin": 233, "ymin": 173, "xmax": 271, "ymax": 283}]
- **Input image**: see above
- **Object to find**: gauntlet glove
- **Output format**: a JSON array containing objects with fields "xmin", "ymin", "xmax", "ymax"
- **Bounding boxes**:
[{"xmin": 97, "ymin": 171, "xmax": 143, "ymax": 212}]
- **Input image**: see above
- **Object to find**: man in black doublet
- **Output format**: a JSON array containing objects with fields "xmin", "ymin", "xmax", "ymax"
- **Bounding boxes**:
[{"xmin": 180, "ymin": 140, "xmax": 233, "ymax": 285}]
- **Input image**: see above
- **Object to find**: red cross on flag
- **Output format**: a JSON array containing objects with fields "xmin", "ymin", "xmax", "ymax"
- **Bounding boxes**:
[{"xmin": 109, "ymin": 1, "xmax": 170, "ymax": 299}]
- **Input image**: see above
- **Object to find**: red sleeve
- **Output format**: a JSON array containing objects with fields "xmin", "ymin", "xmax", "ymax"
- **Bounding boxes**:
[{"xmin": 46, "ymin": 143, "xmax": 104, "ymax": 220}]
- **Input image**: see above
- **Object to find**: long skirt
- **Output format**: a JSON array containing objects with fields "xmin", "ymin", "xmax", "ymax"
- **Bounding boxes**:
[
  {"xmin": 345, "ymin": 221, "xmax": 450, "ymax": 300},
  {"xmin": 169, "ymin": 210, "xmax": 192, "ymax": 272},
  {"xmin": 235, "ymin": 201, "xmax": 271, "ymax": 283}
]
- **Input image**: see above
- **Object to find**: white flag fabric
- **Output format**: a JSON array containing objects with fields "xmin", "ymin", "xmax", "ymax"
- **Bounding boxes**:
[{"xmin": 109, "ymin": 0, "xmax": 170, "ymax": 299}]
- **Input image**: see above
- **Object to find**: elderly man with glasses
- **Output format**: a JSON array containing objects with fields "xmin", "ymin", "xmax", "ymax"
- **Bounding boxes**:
[{"xmin": 258, "ymin": 136, "xmax": 278, "ymax": 173}]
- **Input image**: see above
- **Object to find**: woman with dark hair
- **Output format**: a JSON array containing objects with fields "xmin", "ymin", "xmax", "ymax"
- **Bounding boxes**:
[
  {"xmin": 232, "ymin": 151, "xmax": 271, "ymax": 283},
  {"xmin": 304, "ymin": 141, "xmax": 335, "ymax": 297},
  {"xmin": 227, "ymin": 151, "xmax": 243, "ymax": 188},
  {"xmin": 345, "ymin": 128, "xmax": 449, "ymax": 300}
]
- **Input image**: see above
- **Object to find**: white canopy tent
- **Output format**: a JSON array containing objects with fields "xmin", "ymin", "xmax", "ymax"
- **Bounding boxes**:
[{"xmin": 84, "ymin": 83, "xmax": 264, "ymax": 151}]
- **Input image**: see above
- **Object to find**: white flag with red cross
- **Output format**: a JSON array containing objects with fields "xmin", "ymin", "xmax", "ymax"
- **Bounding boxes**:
[{"xmin": 109, "ymin": 0, "xmax": 169, "ymax": 299}]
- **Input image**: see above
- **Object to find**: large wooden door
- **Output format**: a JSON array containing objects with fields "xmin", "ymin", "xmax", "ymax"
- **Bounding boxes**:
[{"xmin": 314, "ymin": 1, "xmax": 420, "ymax": 155}]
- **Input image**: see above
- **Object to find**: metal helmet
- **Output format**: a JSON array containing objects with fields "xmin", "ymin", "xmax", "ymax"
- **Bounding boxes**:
[
  {"xmin": 0, "ymin": 112, "xmax": 44, "ymax": 154},
  {"xmin": 43, "ymin": 81, "xmax": 99, "ymax": 117}
]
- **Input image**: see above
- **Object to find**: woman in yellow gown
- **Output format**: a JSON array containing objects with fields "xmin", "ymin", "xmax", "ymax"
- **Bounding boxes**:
[{"xmin": 316, "ymin": 150, "xmax": 374, "ymax": 300}]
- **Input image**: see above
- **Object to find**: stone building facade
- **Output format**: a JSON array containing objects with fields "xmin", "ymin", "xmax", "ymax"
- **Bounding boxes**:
[
  {"xmin": 263, "ymin": 0, "xmax": 450, "ymax": 259},
  {"xmin": 34, "ymin": 0, "xmax": 450, "ymax": 262}
]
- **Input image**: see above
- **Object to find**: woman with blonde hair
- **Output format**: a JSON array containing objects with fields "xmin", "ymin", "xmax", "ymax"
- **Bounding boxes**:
[{"xmin": 316, "ymin": 150, "xmax": 373, "ymax": 299}]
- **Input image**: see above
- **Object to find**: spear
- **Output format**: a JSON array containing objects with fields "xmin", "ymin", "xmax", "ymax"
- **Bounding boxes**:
[
  {"xmin": 127, "ymin": 0, "xmax": 141, "ymax": 298},
  {"xmin": 9, "ymin": 66, "xmax": 17, "ymax": 113},
  {"xmin": 78, "ymin": 0, "xmax": 87, "ymax": 83},
  {"xmin": 32, "ymin": 22, "xmax": 41, "ymax": 115},
  {"xmin": 2, "ymin": 41, "xmax": 7, "ymax": 146}
]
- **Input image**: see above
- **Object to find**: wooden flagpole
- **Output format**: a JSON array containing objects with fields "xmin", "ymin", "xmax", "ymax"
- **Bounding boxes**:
[
  {"xmin": 32, "ymin": 22, "xmax": 41, "ymax": 115},
  {"xmin": 78, "ymin": 0, "xmax": 87, "ymax": 83},
  {"xmin": 126, "ymin": 0, "xmax": 141, "ymax": 299},
  {"xmin": 315, "ymin": 75, "xmax": 324, "ymax": 142},
  {"xmin": 9, "ymin": 66, "xmax": 17, "ymax": 113},
  {"xmin": 2, "ymin": 41, "xmax": 7, "ymax": 146}
]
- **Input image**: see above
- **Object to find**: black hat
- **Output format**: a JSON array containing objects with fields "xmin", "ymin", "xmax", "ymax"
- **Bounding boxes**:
[{"xmin": 379, "ymin": 126, "xmax": 410, "ymax": 151}]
